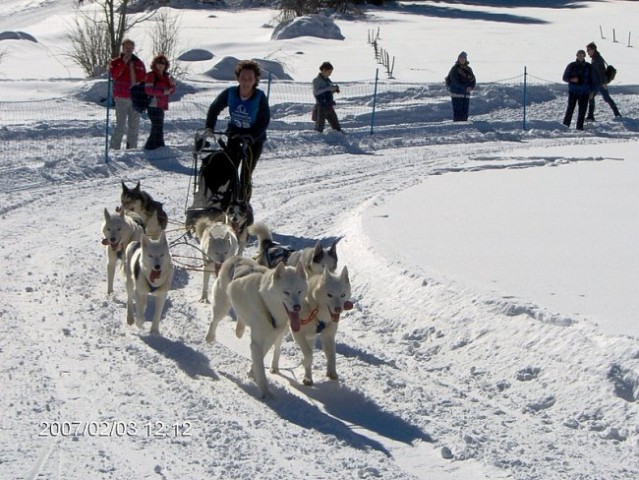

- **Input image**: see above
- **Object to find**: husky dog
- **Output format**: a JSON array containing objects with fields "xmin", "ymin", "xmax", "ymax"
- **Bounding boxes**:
[
  {"xmin": 205, "ymin": 256, "xmax": 268, "ymax": 343},
  {"xmin": 273, "ymin": 266, "xmax": 353, "ymax": 386},
  {"xmin": 225, "ymin": 198, "xmax": 253, "ymax": 255},
  {"xmin": 124, "ymin": 232, "xmax": 174, "ymax": 335},
  {"xmin": 251, "ymin": 222, "xmax": 339, "ymax": 275},
  {"xmin": 120, "ymin": 181, "xmax": 168, "ymax": 239},
  {"xmin": 287, "ymin": 239, "xmax": 339, "ymax": 277},
  {"xmin": 206, "ymin": 257, "xmax": 308, "ymax": 399},
  {"xmin": 101, "ymin": 207, "xmax": 144, "ymax": 295},
  {"xmin": 194, "ymin": 215, "xmax": 239, "ymax": 303},
  {"xmin": 249, "ymin": 222, "xmax": 295, "ymax": 268}
]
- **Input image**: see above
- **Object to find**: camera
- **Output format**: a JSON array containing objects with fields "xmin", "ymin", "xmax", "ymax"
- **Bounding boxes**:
[{"xmin": 334, "ymin": 85, "xmax": 340, "ymax": 93}]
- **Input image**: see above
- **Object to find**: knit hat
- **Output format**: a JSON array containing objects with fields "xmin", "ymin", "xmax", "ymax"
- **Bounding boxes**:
[
  {"xmin": 576, "ymin": 49, "xmax": 586, "ymax": 56},
  {"xmin": 458, "ymin": 51, "xmax": 468, "ymax": 60},
  {"xmin": 319, "ymin": 61, "xmax": 334, "ymax": 71}
]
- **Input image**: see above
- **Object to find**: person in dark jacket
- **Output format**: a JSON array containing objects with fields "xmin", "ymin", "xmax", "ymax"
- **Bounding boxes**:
[
  {"xmin": 205, "ymin": 60, "xmax": 270, "ymax": 199},
  {"xmin": 562, "ymin": 49, "xmax": 593, "ymax": 130},
  {"xmin": 312, "ymin": 61, "xmax": 343, "ymax": 133},
  {"xmin": 109, "ymin": 39, "xmax": 146, "ymax": 149},
  {"xmin": 445, "ymin": 51, "xmax": 476, "ymax": 121},
  {"xmin": 144, "ymin": 55, "xmax": 176, "ymax": 150},
  {"xmin": 586, "ymin": 41, "xmax": 621, "ymax": 120}
]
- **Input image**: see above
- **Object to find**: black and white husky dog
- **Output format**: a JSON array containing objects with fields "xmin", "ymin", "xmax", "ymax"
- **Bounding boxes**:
[
  {"xmin": 120, "ymin": 181, "xmax": 168, "ymax": 239},
  {"xmin": 124, "ymin": 232, "xmax": 174, "ymax": 335}
]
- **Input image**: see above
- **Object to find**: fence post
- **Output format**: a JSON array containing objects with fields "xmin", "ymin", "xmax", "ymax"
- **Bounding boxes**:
[
  {"xmin": 599, "ymin": 25, "xmax": 604, "ymax": 39},
  {"xmin": 105, "ymin": 76, "xmax": 112, "ymax": 163},
  {"xmin": 370, "ymin": 68, "xmax": 379, "ymax": 135},
  {"xmin": 266, "ymin": 71, "xmax": 272, "ymax": 99},
  {"xmin": 629, "ymin": 31, "xmax": 632, "ymax": 47},
  {"xmin": 522, "ymin": 66, "xmax": 528, "ymax": 131},
  {"xmin": 613, "ymin": 28, "xmax": 617, "ymax": 43}
]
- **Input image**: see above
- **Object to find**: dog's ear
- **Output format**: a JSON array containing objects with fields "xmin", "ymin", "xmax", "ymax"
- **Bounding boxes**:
[
  {"xmin": 340, "ymin": 265, "xmax": 349, "ymax": 283},
  {"xmin": 134, "ymin": 181, "xmax": 141, "ymax": 192},
  {"xmin": 140, "ymin": 233, "xmax": 150, "ymax": 248},
  {"xmin": 121, "ymin": 181, "xmax": 128, "ymax": 192},
  {"xmin": 328, "ymin": 240, "xmax": 339, "ymax": 257},
  {"xmin": 273, "ymin": 261, "xmax": 285, "ymax": 280},
  {"xmin": 104, "ymin": 208, "xmax": 110, "ymax": 220},
  {"xmin": 296, "ymin": 260, "xmax": 307, "ymax": 281}
]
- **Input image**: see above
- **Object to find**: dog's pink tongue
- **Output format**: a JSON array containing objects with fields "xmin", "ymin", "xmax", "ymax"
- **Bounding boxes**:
[
  {"xmin": 288, "ymin": 311, "xmax": 301, "ymax": 332},
  {"xmin": 331, "ymin": 312, "xmax": 341, "ymax": 323},
  {"xmin": 150, "ymin": 269, "xmax": 162, "ymax": 283}
]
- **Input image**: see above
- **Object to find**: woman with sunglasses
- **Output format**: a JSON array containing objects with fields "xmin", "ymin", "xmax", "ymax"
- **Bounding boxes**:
[{"xmin": 144, "ymin": 55, "xmax": 176, "ymax": 150}]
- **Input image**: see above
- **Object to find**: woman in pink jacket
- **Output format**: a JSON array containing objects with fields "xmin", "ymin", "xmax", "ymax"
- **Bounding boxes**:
[{"xmin": 144, "ymin": 55, "xmax": 176, "ymax": 150}]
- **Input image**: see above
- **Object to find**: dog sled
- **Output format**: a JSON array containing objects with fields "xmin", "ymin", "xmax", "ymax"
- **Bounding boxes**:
[{"xmin": 184, "ymin": 129, "xmax": 255, "ymax": 231}]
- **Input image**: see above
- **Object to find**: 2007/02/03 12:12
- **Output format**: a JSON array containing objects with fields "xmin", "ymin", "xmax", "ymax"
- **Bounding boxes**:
[{"xmin": 38, "ymin": 420, "xmax": 193, "ymax": 438}]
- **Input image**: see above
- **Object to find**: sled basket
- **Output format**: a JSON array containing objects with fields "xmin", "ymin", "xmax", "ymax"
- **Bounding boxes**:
[{"xmin": 184, "ymin": 130, "xmax": 252, "ymax": 231}]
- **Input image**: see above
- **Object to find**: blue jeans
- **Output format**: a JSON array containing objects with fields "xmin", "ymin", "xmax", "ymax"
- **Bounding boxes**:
[{"xmin": 588, "ymin": 86, "xmax": 620, "ymax": 118}]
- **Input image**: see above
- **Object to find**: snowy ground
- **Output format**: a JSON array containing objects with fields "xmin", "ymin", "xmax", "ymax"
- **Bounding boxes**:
[{"xmin": 1, "ymin": 1, "xmax": 639, "ymax": 480}]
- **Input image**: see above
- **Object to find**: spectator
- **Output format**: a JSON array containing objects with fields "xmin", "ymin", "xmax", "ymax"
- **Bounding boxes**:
[
  {"xmin": 205, "ymin": 60, "xmax": 270, "ymax": 199},
  {"xmin": 109, "ymin": 39, "xmax": 146, "ymax": 149},
  {"xmin": 562, "ymin": 49, "xmax": 594, "ymax": 130},
  {"xmin": 586, "ymin": 41, "xmax": 621, "ymax": 120},
  {"xmin": 445, "ymin": 51, "xmax": 476, "ymax": 121},
  {"xmin": 144, "ymin": 55, "xmax": 176, "ymax": 150},
  {"xmin": 312, "ymin": 61, "xmax": 343, "ymax": 134}
]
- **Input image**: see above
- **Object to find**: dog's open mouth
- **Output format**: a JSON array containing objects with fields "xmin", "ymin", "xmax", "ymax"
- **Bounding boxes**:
[
  {"xmin": 330, "ymin": 308, "xmax": 342, "ymax": 323},
  {"xmin": 150, "ymin": 269, "xmax": 162, "ymax": 283},
  {"xmin": 214, "ymin": 262, "xmax": 222, "ymax": 275},
  {"xmin": 284, "ymin": 304, "xmax": 301, "ymax": 332},
  {"xmin": 102, "ymin": 238, "xmax": 120, "ymax": 250}
]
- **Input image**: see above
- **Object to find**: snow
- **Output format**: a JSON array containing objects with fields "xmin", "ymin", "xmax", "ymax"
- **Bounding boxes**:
[{"xmin": 2, "ymin": 1, "xmax": 639, "ymax": 479}]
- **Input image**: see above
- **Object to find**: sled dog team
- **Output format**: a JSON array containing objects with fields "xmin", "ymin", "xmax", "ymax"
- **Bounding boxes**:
[{"xmin": 101, "ymin": 181, "xmax": 354, "ymax": 398}]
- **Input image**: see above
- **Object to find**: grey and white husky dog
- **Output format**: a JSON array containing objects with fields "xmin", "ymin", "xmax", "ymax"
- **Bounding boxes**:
[
  {"xmin": 101, "ymin": 207, "xmax": 144, "ymax": 295},
  {"xmin": 250, "ymin": 222, "xmax": 339, "ymax": 276},
  {"xmin": 194, "ymin": 215, "xmax": 239, "ymax": 303},
  {"xmin": 124, "ymin": 232, "xmax": 174, "ymax": 335},
  {"xmin": 120, "ymin": 181, "xmax": 168, "ymax": 239}
]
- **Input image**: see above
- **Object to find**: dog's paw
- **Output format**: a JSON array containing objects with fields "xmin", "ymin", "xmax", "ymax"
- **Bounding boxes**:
[
  {"xmin": 150, "ymin": 327, "xmax": 161, "ymax": 335},
  {"xmin": 327, "ymin": 372, "xmax": 339, "ymax": 381},
  {"xmin": 126, "ymin": 313, "xmax": 134, "ymax": 325},
  {"xmin": 303, "ymin": 377, "xmax": 314, "ymax": 386},
  {"xmin": 199, "ymin": 297, "xmax": 210, "ymax": 304}
]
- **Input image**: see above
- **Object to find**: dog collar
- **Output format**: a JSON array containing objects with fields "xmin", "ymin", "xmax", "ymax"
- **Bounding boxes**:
[{"xmin": 301, "ymin": 308, "xmax": 318, "ymax": 326}]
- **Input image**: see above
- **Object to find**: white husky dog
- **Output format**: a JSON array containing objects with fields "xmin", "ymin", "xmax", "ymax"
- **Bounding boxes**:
[
  {"xmin": 124, "ymin": 232, "xmax": 174, "ymax": 335},
  {"xmin": 194, "ymin": 216, "xmax": 239, "ymax": 303},
  {"xmin": 206, "ymin": 256, "xmax": 308, "ymax": 398},
  {"xmin": 272, "ymin": 265, "xmax": 353, "ymax": 386},
  {"xmin": 101, "ymin": 207, "xmax": 144, "ymax": 295}
]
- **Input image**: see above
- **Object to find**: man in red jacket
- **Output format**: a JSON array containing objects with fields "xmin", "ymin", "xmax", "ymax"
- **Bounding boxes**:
[{"xmin": 109, "ymin": 39, "xmax": 146, "ymax": 149}]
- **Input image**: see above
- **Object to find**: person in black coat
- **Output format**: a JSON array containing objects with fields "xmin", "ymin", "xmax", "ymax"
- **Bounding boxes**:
[
  {"xmin": 586, "ymin": 42, "xmax": 621, "ymax": 120},
  {"xmin": 445, "ymin": 51, "xmax": 476, "ymax": 121},
  {"xmin": 562, "ymin": 49, "xmax": 594, "ymax": 130}
]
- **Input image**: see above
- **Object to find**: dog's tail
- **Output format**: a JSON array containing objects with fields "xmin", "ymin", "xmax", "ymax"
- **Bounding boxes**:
[{"xmin": 248, "ymin": 222, "xmax": 273, "ymax": 244}]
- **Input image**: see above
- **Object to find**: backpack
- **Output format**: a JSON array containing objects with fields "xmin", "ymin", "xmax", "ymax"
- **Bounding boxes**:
[
  {"xmin": 605, "ymin": 64, "xmax": 617, "ymax": 83},
  {"xmin": 130, "ymin": 82, "xmax": 151, "ymax": 113}
]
